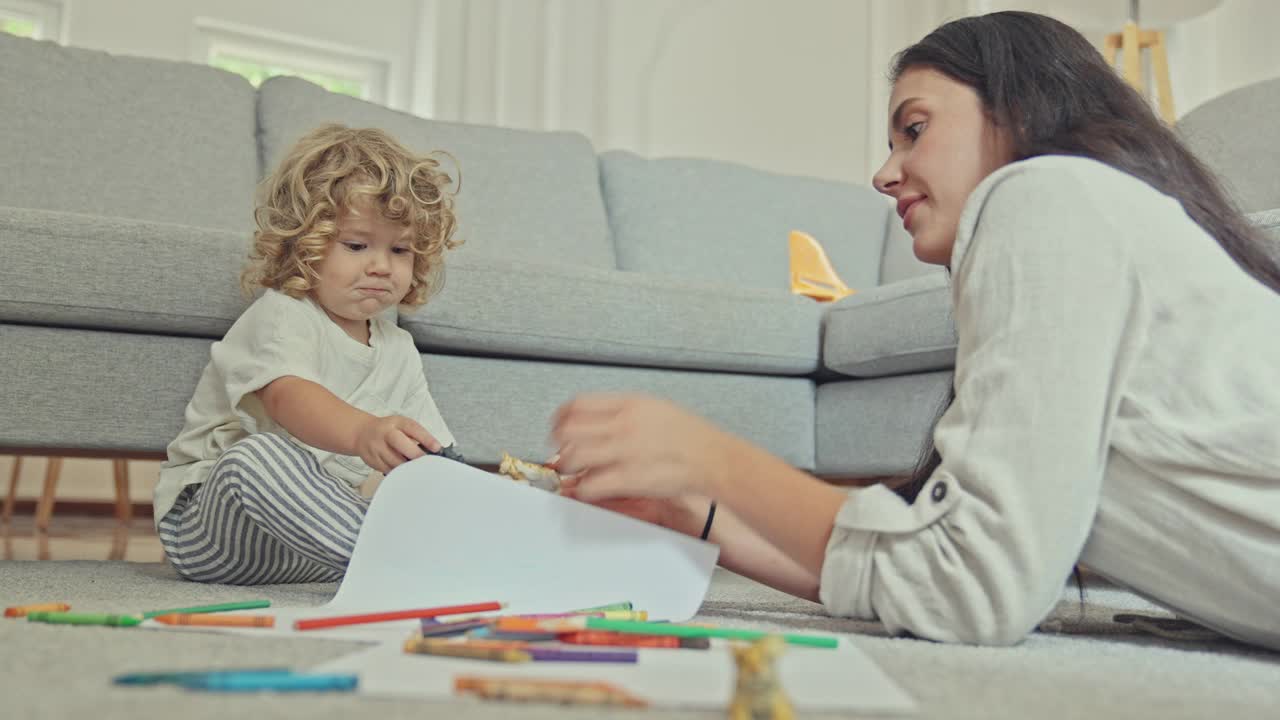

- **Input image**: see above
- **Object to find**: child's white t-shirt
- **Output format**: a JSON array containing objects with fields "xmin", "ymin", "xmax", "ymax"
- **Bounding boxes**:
[{"xmin": 154, "ymin": 289, "xmax": 455, "ymax": 528}]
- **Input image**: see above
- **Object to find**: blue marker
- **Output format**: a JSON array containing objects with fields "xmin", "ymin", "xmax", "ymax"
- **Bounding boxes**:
[{"xmin": 179, "ymin": 672, "xmax": 358, "ymax": 692}]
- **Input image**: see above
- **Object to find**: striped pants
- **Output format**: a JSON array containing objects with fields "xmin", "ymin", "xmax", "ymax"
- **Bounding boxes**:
[{"xmin": 158, "ymin": 433, "xmax": 370, "ymax": 585}]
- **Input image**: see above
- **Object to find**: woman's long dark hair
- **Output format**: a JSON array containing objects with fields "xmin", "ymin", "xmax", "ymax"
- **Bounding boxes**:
[{"xmin": 892, "ymin": 11, "xmax": 1280, "ymax": 504}]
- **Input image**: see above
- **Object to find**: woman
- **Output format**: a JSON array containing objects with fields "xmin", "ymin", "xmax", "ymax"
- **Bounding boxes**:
[{"xmin": 551, "ymin": 12, "xmax": 1280, "ymax": 649}]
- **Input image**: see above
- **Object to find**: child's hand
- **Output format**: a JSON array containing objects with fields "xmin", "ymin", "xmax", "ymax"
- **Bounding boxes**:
[{"xmin": 355, "ymin": 415, "xmax": 441, "ymax": 473}]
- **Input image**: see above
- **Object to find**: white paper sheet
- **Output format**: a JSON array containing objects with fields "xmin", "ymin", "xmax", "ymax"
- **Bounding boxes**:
[
  {"xmin": 314, "ymin": 634, "xmax": 916, "ymax": 714},
  {"xmin": 143, "ymin": 457, "xmax": 719, "ymax": 640},
  {"xmin": 325, "ymin": 456, "xmax": 719, "ymax": 619}
]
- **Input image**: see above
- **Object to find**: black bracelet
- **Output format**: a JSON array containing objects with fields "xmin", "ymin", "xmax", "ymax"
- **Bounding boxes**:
[{"xmin": 699, "ymin": 501, "xmax": 717, "ymax": 541}]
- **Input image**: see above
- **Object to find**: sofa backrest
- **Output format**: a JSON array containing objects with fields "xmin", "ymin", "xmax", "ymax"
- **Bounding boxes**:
[
  {"xmin": 1179, "ymin": 76, "xmax": 1280, "ymax": 215},
  {"xmin": 0, "ymin": 34, "xmax": 258, "ymax": 233},
  {"xmin": 256, "ymin": 77, "xmax": 616, "ymax": 269},
  {"xmin": 598, "ymin": 150, "xmax": 891, "ymax": 292}
]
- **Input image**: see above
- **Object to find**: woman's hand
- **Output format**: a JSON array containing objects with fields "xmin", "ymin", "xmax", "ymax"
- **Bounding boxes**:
[
  {"xmin": 354, "ymin": 415, "xmax": 440, "ymax": 473},
  {"xmin": 550, "ymin": 393, "xmax": 737, "ymax": 503},
  {"xmin": 559, "ymin": 484, "xmax": 711, "ymax": 538}
]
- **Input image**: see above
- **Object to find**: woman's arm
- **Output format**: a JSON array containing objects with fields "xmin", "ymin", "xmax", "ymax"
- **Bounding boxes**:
[
  {"xmin": 700, "ymin": 441, "xmax": 849, "ymax": 593},
  {"xmin": 658, "ymin": 495, "xmax": 826, "ymax": 602}
]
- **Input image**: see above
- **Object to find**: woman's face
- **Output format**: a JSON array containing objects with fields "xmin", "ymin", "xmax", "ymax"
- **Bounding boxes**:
[{"xmin": 873, "ymin": 67, "xmax": 1013, "ymax": 265}]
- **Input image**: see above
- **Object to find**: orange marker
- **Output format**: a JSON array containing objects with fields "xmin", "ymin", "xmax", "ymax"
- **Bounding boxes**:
[
  {"xmin": 493, "ymin": 617, "xmax": 586, "ymax": 634},
  {"xmin": 151, "ymin": 613, "xmax": 275, "ymax": 628},
  {"xmin": 294, "ymin": 601, "xmax": 504, "ymax": 631},
  {"xmin": 4, "ymin": 603, "xmax": 71, "ymax": 618}
]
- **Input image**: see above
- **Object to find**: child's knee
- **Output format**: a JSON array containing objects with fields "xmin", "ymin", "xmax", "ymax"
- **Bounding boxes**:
[{"xmin": 215, "ymin": 433, "xmax": 293, "ymax": 476}]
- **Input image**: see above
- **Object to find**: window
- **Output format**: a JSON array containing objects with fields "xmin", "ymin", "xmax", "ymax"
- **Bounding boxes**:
[
  {"xmin": 194, "ymin": 18, "xmax": 389, "ymax": 104},
  {"xmin": 208, "ymin": 54, "xmax": 366, "ymax": 98},
  {"xmin": 0, "ymin": 0, "xmax": 61, "ymax": 41},
  {"xmin": 1, "ymin": 15, "xmax": 37, "ymax": 37}
]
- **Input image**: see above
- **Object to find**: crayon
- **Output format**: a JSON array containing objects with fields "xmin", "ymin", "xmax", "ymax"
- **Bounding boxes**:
[
  {"xmin": 4, "ymin": 602, "xmax": 70, "ymax": 618},
  {"xmin": 573, "ymin": 601, "xmax": 634, "ymax": 612},
  {"xmin": 467, "ymin": 626, "xmax": 560, "ymax": 642},
  {"xmin": 558, "ymin": 630, "xmax": 710, "ymax": 649},
  {"xmin": 584, "ymin": 618, "xmax": 839, "ymax": 648},
  {"xmin": 27, "ymin": 612, "xmax": 141, "ymax": 627},
  {"xmin": 418, "ymin": 618, "xmax": 492, "ymax": 637},
  {"xmin": 179, "ymin": 672, "xmax": 357, "ymax": 692},
  {"xmin": 151, "ymin": 613, "xmax": 275, "ymax": 628},
  {"xmin": 526, "ymin": 647, "xmax": 638, "ymax": 663},
  {"xmin": 142, "ymin": 600, "xmax": 270, "ymax": 619},
  {"xmin": 295, "ymin": 601, "xmax": 504, "ymax": 631},
  {"xmin": 506, "ymin": 610, "xmax": 648, "ymax": 621},
  {"xmin": 455, "ymin": 676, "xmax": 648, "ymax": 708},
  {"xmin": 113, "ymin": 668, "xmax": 291, "ymax": 686},
  {"xmin": 403, "ymin": 636, "xmax": 531, "ymax": 662}
]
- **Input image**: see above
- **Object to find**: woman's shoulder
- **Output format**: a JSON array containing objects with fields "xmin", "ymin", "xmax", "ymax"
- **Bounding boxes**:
[
  {"xmin": 951, "ymin": 155, "xmax": 1175, "ymax": 273},
  {"xmin": 965, "ymin": 155, "xmax": 1168, "ymax": 223}
]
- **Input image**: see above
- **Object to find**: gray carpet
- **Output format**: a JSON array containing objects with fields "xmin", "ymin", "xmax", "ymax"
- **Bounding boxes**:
[{"xmin": 1, "ymin": 561, "xmax": 1277, "ymax": 719}]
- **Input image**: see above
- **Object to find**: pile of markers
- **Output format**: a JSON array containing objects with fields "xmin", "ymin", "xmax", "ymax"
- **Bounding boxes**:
[{"xmin": 7, "ymin": 597, "xmax": 837, "ymax": 706}]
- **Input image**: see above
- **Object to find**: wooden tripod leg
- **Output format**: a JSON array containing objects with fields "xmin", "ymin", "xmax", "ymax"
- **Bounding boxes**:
[
  {"xmin": 1150, "ymin": 30, "xmax": 1175, "ymax": 123},
  {"xmin": 35, "ymin": 457, "xmax": 63, "ymax": 533},
  {"xmin": 1121, "ymin": 21, "xmax": 1143, "ymax": 94},
  {"xmin": 1102, "ymin": 33, "xmax": 1120, "ymax": 67},
  {"xmin": 2, "ymin": 456, "xmax": 22, "ymax": 525}
]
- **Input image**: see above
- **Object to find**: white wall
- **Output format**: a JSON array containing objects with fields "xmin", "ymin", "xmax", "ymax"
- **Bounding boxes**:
[
  {"xmin": 1170, "ymin": 0, "xmax": 1280, "ymax": 116},
  {"xmin": 424, "ymin": 0, "xmax": 971, "ymax": 186}
]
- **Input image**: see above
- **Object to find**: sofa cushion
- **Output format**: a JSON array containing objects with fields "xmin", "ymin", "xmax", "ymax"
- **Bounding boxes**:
[
  {"xmin": 822, "ymin": 272, "xmax": 956, "ymax": 378},
  {"xmin": 0, "ymin": 206, "xmax": 251, "ymax": 338},
  {"xmin": 816, "ymin": 371, "xmax": 953, "ymax": 476},
  {"xmin": 257, "ymin": 77, "xmax": 616, "ymax": 269},
  {"xmin": 1178, "ymin": 77, "xmax": 1280, "ymax": 214},
  {"xmin": 402, "ymin": 255, "xmax": 824, "ymax": 375},
  {"xmin": 878, "ymin": 216, "xmax": 940, "ymax": 284},
  {"xmin": 599, "ymin": 150, "xmax": 889, "ymax": 292},
  {"xmin": 1247, "ymin": 208, "xmax": 1280, "ymax": 247},
  {"xmin": 0, "ymin": 34, "xmax": 257, "ymax": 232},
  {"xmin": 0, "ymin": 324, "xmax": 816, "ymax": 470}
]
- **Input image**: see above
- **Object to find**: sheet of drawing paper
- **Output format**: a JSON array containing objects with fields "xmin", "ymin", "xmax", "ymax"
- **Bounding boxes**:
[{"xmin": 324, "ymin": 456, "xmax": 719, "ymax": 619}]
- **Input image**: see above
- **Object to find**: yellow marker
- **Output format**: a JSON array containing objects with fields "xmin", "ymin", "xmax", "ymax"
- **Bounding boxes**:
[{"xmin": 599, "ymin": 610, "xmax": 647, "ymax": 621}]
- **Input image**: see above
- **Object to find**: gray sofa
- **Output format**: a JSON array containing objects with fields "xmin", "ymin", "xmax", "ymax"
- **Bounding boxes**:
[
  {"xmin": 3, "ymin": 32, "xmax": 1276, "ymax": 490},
  {"xmin": 0, "ymin": 32, "xmax": 955, "ymax": 482}
]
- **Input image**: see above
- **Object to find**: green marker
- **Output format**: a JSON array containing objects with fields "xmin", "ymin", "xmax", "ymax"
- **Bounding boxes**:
[
  {"xmin": 573, "ymin": 601, "xmax": 634, "ymax": 613},
  {"xmin": 142, "ymin": 600, "xmax": 271, "ymax": 619},
  {"xmin": 584, "ymin": 618, "xmax": 839, "ymax": 648},
  {"xmin": 28, "ymin": 612, "xmax": 142, "ymax": 627}
]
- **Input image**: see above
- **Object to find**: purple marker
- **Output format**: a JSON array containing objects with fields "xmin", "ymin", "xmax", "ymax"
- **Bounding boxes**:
[
  {"xmin": 527, "ymin": 648, "xmax": 638, "ymax": 663},
  {"xmin": 418, "ymin": 618, "xmax": 492, "ymax": 637}
]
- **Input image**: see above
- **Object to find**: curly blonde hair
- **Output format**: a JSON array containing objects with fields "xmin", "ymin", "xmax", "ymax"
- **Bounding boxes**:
[{"xmin": 242, "ymin": 123, "xmax": 461, "ymax": 307}]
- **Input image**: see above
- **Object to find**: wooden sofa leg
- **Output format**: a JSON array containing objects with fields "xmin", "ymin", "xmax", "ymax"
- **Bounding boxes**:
[
  {"xmin": 2, "ymin": 456, "xmax": 21, "ymax": 525},
  {"xmin": 113, "ymin": 459, "xmax": 132, "ymax": 528},
  {"xmin": 35, "ymin": 457, "xmax": 62, "ymax": 533}
]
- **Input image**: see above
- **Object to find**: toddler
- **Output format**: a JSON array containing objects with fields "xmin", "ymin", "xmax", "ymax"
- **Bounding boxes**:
[{"xmin": 155, "ymin": 123, "xmax": 462, "ymax": 584}]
